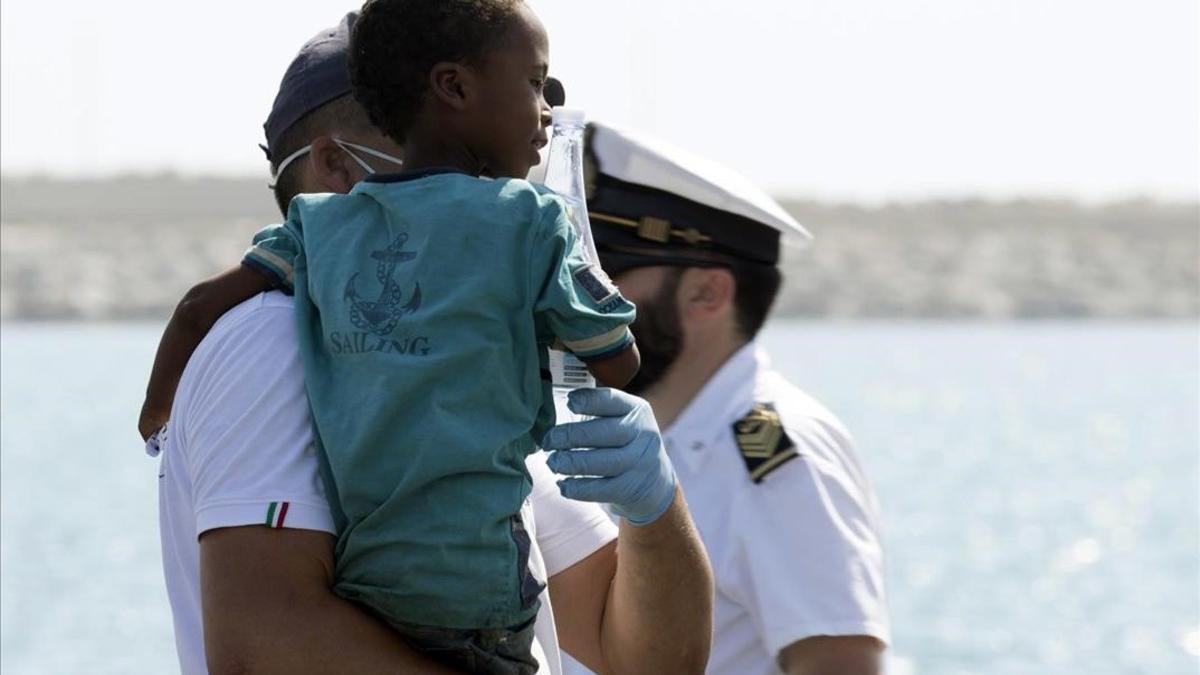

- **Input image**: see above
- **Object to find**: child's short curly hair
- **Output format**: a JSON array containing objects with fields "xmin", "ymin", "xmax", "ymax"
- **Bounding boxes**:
[{"xmin": 350, "ymin": 0, "xmax": 525, "ymax": 145}]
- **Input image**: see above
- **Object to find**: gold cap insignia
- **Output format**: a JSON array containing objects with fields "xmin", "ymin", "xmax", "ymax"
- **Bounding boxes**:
[{"xmin": 733, "ymin": 403, "xmax": 798, "ymax": 483}]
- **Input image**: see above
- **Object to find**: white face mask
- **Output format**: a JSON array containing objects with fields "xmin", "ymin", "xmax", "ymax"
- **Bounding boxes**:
[{"xmin": 267, "ymin": 138, "xmax": 405, "ymax": 188}]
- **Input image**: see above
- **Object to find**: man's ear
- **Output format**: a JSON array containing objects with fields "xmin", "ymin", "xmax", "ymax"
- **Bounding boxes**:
[
  {"xmin": 679, "ymin": 267, "xmax": 736, "ymax": 320},
  {"xmin": 308, "ymin": 135, "xmax": 359, "ymax": 194},
  {"xmin": 429, "ymin": 62, "xmax": 472, "ymax": 111}
]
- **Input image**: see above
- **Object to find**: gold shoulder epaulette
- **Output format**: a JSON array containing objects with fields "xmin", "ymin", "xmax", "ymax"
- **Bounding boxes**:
[{"xmin": 733, "ymin": 403, "xmax": 798, "ymax": 483}]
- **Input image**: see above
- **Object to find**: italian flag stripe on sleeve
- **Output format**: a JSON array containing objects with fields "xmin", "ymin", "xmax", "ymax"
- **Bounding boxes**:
[{"xmin": 264, "ymin": 501, "xmax": 290, "ymax": 528}]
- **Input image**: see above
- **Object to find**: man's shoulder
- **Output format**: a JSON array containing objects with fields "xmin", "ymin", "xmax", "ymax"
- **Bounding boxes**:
[
  {"xmin": 759, "ymin": 372, "xmax": 852, "ymax": 445},
  {"xmin": 186, "ymin": 291, "xmax": 297, "ymax": 378},
  {"xmin": 208, "ymin": 291, "xmax": 294, "ymax": 338},
  {"xmin": 724, "ymin": 371, "xmax": 885, "ymax": 558},
  {"xmin": 723, "ymin": 369, "xmax": 860, "ymax": 486}
]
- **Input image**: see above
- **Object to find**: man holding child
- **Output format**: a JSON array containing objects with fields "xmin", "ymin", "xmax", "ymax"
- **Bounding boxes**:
[
  {"xmin": 154, "ymin": 1, "xmax": 889, "ymax": 673},
  {"xmin": 153, "ymin": 4, "xmax": 712, "ymax": 674}
]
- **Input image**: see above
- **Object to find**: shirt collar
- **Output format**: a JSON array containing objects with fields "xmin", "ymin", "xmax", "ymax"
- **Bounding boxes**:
[
  {"xmin": 362, "ymin": 167, "xmax": 472, "ymax": 184},
  {"xmin": 664, "ymin": 341, "xmax": 767, "ymax": 470}
]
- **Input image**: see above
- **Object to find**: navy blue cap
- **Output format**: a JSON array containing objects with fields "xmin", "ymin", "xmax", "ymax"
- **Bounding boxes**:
[{"xmin": 262, "ymin": 12, "xmax": 357, "ymax": 162}]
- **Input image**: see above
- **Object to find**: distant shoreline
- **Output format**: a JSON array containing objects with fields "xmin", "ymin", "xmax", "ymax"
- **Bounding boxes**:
[{"xmin": 2, "ymin": 175, "xmax": 1197, "ymax": 321}]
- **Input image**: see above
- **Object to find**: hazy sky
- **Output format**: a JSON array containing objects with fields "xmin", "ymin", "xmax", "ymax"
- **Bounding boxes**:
[{"xmin": 2, "ymin": 0, "xmax": 1196, "ymax": 201}]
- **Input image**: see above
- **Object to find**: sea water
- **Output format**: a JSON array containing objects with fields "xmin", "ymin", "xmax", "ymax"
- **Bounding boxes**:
[{"xmin": 1, "ymin": 321, "xmax": 1197, "ymax": 674}]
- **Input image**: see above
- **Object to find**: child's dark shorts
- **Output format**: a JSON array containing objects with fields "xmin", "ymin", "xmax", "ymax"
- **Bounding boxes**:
[{"xmin": 390, "ymin": 616, "xmax": 539, "ymax": 675}]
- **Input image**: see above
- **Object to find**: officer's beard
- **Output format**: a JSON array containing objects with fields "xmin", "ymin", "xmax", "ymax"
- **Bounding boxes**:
[{"xmin": 624, "ymin": 268, "xmax": 686, "ymax": 396}]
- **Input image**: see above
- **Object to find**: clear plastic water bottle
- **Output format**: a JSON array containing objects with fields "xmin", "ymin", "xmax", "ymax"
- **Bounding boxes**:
[{"xmin": 542, "ymin": 108, "xmax": 598, "ymax": 407}]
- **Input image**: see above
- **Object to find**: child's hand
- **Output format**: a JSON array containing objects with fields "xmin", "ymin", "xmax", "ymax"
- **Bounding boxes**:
[
  {"xmin": 541, "ymin": 388, "xmax": 677, "ymax": 526},
  {"xmin": 138, "ymin": 401, "xmax": 168, "ymax": 442}
]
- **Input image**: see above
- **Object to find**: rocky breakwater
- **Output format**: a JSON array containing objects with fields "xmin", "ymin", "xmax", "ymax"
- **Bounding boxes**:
[
  {"xmin": 1, "ymin": 176, "xmax": 1197, "ymax": 320},
  {"xmin": 777, "ymin": 199, "xmax": 1198, "ymax": 319}
]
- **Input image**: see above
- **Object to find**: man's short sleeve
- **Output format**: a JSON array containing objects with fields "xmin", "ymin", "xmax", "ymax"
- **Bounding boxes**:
[
  {"xmin": 243, "ymin": 221, "xmax": 301, "ymax": 294},
  {"xmin": 525, "ymin": 452, "xmax": 618, "ymax": 576},
  {"xmin": 178, "ymin": 292, "xmax": 334, "ymax": 536},
  {"xmin": 725, "ymin": 418, "xmax": 890, "ymax": 654},
  {"xmin": 530, "ymin": 201, "xmax": 636, "ymax": 362}
]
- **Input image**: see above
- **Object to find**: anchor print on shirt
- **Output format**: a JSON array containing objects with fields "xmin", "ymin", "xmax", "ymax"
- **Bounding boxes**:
[{"xmin": 344, "ymin": 233, "xmax": 422, "ymax": 337}]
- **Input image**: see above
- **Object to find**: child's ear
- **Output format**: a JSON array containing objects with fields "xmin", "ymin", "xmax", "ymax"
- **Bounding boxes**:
[{"xmin": 429, "ymin": 62, "xmax": 472, "ymax": 111}]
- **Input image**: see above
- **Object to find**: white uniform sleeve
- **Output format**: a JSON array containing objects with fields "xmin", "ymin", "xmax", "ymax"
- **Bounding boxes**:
[
  {"xmin": 176, "ymin": 293, "xmax": 334, "ymax": 536},
  {"xmin": 526, "ymin": 451, "xmax": 618, "ymax": 576},
  {"xmin": 725, "ymin": 417, "xmax": 890, "ymax": 655}
]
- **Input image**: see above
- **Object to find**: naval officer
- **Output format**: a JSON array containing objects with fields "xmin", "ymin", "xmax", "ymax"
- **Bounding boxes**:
[{"xmin": 556, "ymin": 122, "xmax": 890, "ymax": 675}]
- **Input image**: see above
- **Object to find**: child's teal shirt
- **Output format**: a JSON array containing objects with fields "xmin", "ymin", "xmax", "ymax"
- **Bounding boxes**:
[{"xmin": 243, "ymin": 170, "xmax": 635, "ymax": 629}]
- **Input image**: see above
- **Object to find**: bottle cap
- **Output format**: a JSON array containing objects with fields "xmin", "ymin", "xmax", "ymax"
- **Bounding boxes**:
[{"xmin": 551, "ymin": 107, "xmax": 587, "ymax": 126}]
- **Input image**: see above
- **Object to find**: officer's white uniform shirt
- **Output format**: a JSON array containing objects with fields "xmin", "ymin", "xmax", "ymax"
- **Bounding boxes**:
[
  {"xmin": 157, "ymin": 291, "xmax": 618, "ymax": 675},
  {"xmin": 666, "ymin": 342, "xmax": 889, "ymax": 675}
]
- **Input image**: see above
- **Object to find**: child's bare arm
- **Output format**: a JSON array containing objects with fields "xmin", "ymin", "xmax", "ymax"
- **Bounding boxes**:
[
  {"xmin": 138, "ymin": 265, "xmax": 274, "ymax": 440},
  {"xmin": 585, "ymin": 342, "xmax": 641, "ymax": 389}
]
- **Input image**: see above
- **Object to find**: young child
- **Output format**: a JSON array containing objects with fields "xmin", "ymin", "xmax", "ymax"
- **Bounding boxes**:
[{"xmin": 140, "ymin": 1, "xmax": 639, "ymax": 672}]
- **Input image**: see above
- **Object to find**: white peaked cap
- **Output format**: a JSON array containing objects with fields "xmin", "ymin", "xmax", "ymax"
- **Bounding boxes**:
[{"xmin": 588, "ymin": 121, "xmax": 812, "ymax": 247}]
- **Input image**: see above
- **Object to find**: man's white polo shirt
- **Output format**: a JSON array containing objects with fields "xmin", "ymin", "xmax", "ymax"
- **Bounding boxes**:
[{"xmin": 157, "ymin": 291, "xmax": 617, "ymax": 674}]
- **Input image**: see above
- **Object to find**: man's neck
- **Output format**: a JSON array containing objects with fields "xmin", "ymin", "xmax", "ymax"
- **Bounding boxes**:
[{"xmin": 643, "ymin": 334, "xmax": 747, "ymax": 431}]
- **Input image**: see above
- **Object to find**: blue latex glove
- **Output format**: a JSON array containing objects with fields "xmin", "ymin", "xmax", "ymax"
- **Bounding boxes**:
[{"xmin": 542, "ymin": 388, "xmax": 677, "ymax": 526}]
